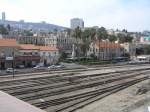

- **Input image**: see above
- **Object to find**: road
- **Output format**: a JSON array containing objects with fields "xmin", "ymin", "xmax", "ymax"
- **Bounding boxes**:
[
  {"xmin": 0, "ymin": 63, "xmax": 87, "ymax": 76},
  {"xmin": 0, "ymin": 63, "xmax": 149, "ymax": 76}
]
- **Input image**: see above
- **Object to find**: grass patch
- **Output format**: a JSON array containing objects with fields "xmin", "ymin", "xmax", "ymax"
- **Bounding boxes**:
[{"xmin": 78, "ymin": 60, "xmax": 111, "ymax": 65}]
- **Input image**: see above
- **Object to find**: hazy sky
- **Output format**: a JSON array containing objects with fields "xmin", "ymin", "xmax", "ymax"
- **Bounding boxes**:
[{"xmin": 0, "ymin": 0, "xmax": 150, "ymax": 31}]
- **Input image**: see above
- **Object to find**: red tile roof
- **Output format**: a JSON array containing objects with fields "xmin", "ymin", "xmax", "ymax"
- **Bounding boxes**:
[
  {"xmin": 19, "ymin": 44, "xmax": 58, "ymax": 51},
  {"xmin": 95, "ymin": 42, "xmax": 121, "ymax": 48},
  {"xmin": 0, "ymin": 39, "xmax": 18, "ymax": 47},
  {"xmin": 38, "ymin": 46, "xmax": 58, "ymax": 51},
  {"xmin": 19, "ymin": 44, "xmax": 39, "ymax": 50}
]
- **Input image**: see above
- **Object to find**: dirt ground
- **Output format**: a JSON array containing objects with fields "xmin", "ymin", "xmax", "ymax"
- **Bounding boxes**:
[{"xmin": 76, "ymin": 79, "xmax": 150, "ymax": 112}]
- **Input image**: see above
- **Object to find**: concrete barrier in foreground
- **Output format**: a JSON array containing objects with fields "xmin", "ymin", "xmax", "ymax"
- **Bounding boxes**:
[{"xmin": 0, "ymin": 91, "xmax": 45, "ymax": 112}]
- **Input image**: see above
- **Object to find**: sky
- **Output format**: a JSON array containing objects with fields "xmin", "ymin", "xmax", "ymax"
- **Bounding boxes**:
[{"xmin": 0, "ymin": 0, "xmax": 150, "ymax": 31}]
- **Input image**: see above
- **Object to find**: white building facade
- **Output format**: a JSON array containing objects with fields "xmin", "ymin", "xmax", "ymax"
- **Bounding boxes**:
[
  {"xmin": 44, "ymin": 32, "xmax": 76, "ymax": 55},
  {"xmin": 39, "ymin": 46, "xmax": 59, "ymax": 65},
  {"xmin": 120, "ymin": 43, "xmax": 136, "ymax": 58},
  {"xmin": 88, "ymin": 42, "xmax": 124, "ymax": 60}
]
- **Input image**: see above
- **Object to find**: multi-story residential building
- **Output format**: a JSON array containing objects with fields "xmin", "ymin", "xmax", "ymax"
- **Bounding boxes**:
[
  {"xmin": 1, "ymin": 31, "xmax": 76, "ymax": 56},
  {"xmin": 44, "ymin": 32, "xmax": 76, "ymax": 55},
  {"xmin": 0, "ymin": 35, "xmax": 45, "ymax": 45},
  {"xmin": 17, "ymin": 36, "xmax": 45, "ymax": 45},
  {"xmin": 39, "ymin": 46, "xmax": 59, "ymax": 65},
  {"xmin": 70, "ymin": 18, "xmax": 84, "ymax": 30},
  {"xmin": 142, "ymin": 31, "xmax": 150, "ymax": 36},
  {"xmin": 88, "ymin": 41, "xmax": 124, "ymax": 60},
  {"xmin": 18, "ymin": 44, "xmax": 41, "ymax": 67}
]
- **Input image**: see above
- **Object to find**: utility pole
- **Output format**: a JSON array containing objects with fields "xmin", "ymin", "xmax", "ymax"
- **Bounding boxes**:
[{"xmin": 12, "ymin": 49, "xmax": 15, "ymax": 78}]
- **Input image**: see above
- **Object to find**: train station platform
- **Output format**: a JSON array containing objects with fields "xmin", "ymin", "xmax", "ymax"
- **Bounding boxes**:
[{"xmin": 0, "ymin": 91, "xmax": 45, "ymax": 112}]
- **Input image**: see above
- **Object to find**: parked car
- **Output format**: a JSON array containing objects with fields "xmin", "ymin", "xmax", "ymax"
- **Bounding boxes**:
[
  {"xmin": 33, "ymin": 65, "xmax": 45, "ymax": 70},
  {"xmin": 19, "ymin": 65, "xmax": 25, "ymax": 68},
  {"xmin": 47, "ymin": 65, "xmax": 57, "ymax": 69},
  {"xmin": 128, "ymin": 60, "xmax": 140, "ymax": 64},
  {"xmin": 33, "ymin": 65, "xmax": 40, "ymax": 69},
  {"xmin": 56, "ymin": 64, "xmax": 65, "ymax": 68},
  {"xmin": 6, "ymin": 68, "xmax": 18, "ymax": 73},
  {"xmin": 48, "ymin": 64, "xmax": 65, "ymax": 70}
]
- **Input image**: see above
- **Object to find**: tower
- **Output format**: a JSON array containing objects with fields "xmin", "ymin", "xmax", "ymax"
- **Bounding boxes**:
[
  {"xmin": 2, "ymin": 12, "xmax": 6, "ymax": 21},
  {"xmin": 70, "ymin": 18, "xmax": 84, "ymax": 30}
]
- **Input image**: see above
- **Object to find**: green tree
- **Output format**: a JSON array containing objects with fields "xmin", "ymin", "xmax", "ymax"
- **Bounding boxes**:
[
  {"xmin": 60, "ymin": 52, "xmax": 68, "ymax": 61},
  {"xmin": 73, "ymin": 26, "xmax": 82, "ymax": 40},
  {"xmin": 122, "ymin": 29, "xmax": 128, "ymax": 33},
  {"xmin": 96, "ymin": 27, "xmax": 108, "ymax": 59},
  {"xmin": 88, "ymin": 28, "xmax": 96, "ymax": 40},
  {"xmin": 125, "ymin": 34, "xmax": 133, "ymax": 43},
  {"xmin": 24, "ymin": 30, "xmax": 33, "ymax": 36},
  {"xmin": 118, "ymin": 33, "xmax": 126, "ymax": 43},
  {"xmin": 118, "ymin": 33, "xmax": 133, "ymax": 43},
  {"xmin": 108, "ymin": 35, "xmax": 117, "ymax": 42},
  {"xmin": 144, "ymin": 45, "xmax": 150, "ymax": 54},
  {"xmin": 0, "ymin": 24, "xmax": 8, "ymax": 34},
  {"xmin": 73, "ymin": 26, "xmax": 82, "ymax": 57},
  {"xmin": 88, "ymin": 28, "xmax": 97, "ymax": 56},
  {"xmin": 81, "ymin": 28, "xmax": 91, "ymax": 57},
  {"xmin": 136, "ymin": 47, "xmax": 144, "ymax": 55}
]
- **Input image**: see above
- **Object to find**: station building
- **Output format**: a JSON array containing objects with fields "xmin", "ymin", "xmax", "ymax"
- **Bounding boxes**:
[
  {"xmin": 0, "ymin": 39, "xmax": 59, "ymax": 69},
  {"xmin": 88, "ymin": 41, "xmax": 124, "ymax": 60}
]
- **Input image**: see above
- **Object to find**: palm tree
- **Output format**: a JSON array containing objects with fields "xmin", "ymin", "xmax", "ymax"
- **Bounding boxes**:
[
  {"xmin": 89, "ymin": 28, "xmax": 97, "ymax": 41},
  {"xmin": 73, "ymin": 26, "xmax": 82, "ymax": 57},
  {"xmin": 87, "ymin": 28, "xmax": 97, "ymax": 57},
  {"xmin": 81, "ymin": 28, "xmax": 91, "ymax": 57},
  {"xmin": 96, "ymin": 27, "xmax": 108, "ymax": 59}
]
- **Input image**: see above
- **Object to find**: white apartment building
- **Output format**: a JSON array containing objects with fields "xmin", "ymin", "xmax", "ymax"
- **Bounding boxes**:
[
  {"xmin": 1, "ymin": 35, "xmax": 46, "ymax": 45},
  {"xmin": 17, "ymin": 36, "xmax": 45, "ymax": 45},
  {"xmin": 39, "ymin": 46, "xmax": 59, "ymax": 65},
  {"xmin": 70, "ymin": 18, "xmax": 84, "ymax": 30}
]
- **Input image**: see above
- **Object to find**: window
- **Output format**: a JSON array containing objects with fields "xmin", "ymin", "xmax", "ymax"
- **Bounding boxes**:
[
  {"xmin": 54, "ymin": 52, "xmax": 56, "ymax": 56},
  {"xmin": 49, "ymin": 53, "xmax": 51, "ymax": 57},
  {"xmin": 96, "ymin": 48, "xmax": 98, "ymax": 52},
  {"xmin": 35, "ymin": 52, "xmax": 38, "ymax": 55},
  {"xmin": 43, "ymin": 52, "xmax": 45, "ymax": 56}
]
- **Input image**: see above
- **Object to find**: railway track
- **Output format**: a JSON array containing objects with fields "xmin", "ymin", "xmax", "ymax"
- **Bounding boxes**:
[
  {"xmin": 4, "ymin": 70, "xmax": 148, "ymax": 99},
  {"xmin": 0, "ymin": 65, "xmax": 149, "ymax": 112}
]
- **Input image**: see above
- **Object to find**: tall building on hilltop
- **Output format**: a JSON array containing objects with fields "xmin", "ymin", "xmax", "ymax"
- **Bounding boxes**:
[
  {"xmin": 70, "ymin": 18, "xmax": 84, "ymax": 30},
  {"xmin": 2, "ymin": 12, "xmax": 6, "ymax": 21}
]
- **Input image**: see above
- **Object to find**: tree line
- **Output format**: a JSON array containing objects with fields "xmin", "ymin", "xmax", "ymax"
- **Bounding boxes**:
[{"xmin": 70, "ymin": 26, "xmax": 133, "ymax": 58}]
